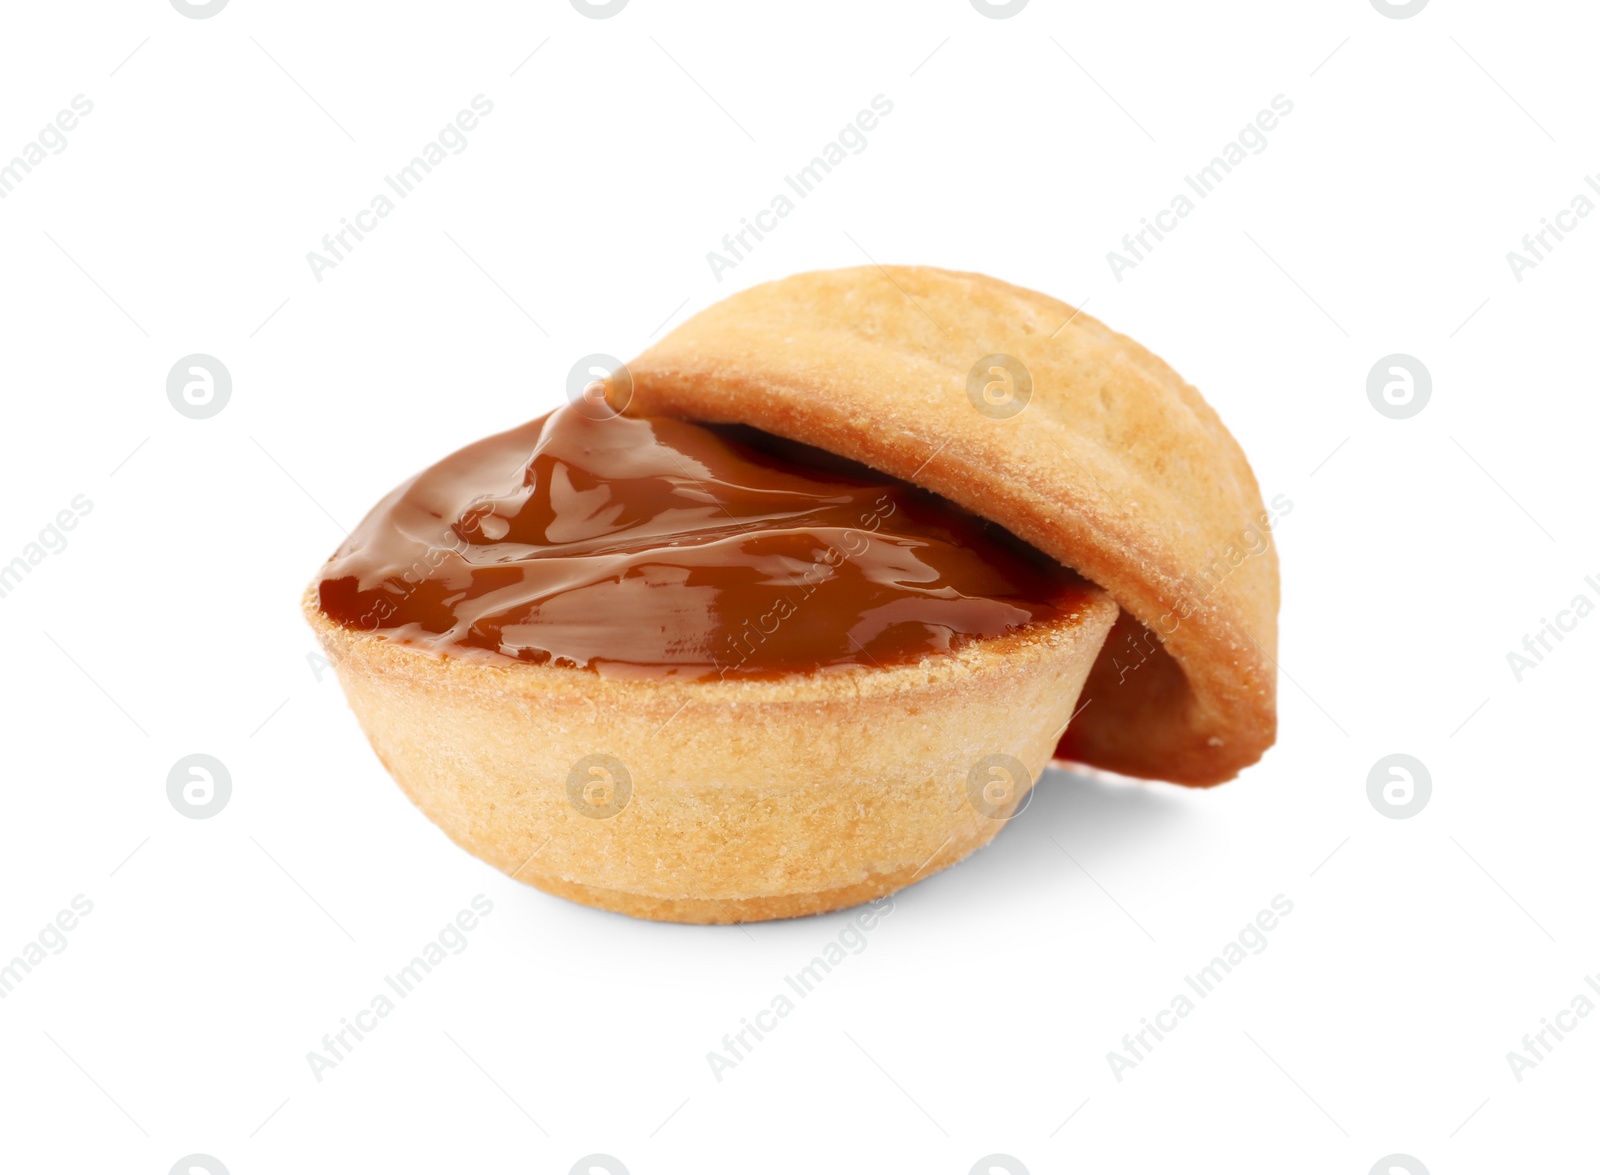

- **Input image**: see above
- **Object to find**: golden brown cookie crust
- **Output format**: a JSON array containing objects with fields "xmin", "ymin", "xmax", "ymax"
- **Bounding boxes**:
[
  {"xmin": 304, "ymin": 586, "xmax": 1117, "ymax": 923},
  {"xmin": 623, "ymin": 266, "xmax": 1279, "ymax": 785}
]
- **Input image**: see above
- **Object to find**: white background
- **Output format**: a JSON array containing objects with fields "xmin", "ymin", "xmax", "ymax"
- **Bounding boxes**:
[{"xmin": 1, "ymin": 1, "xmax": 1595, "ymax": 1172}]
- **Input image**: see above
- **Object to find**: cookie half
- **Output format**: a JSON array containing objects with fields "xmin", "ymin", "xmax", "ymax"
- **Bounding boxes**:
[{"xmin": 623, "ymin": 266, "xmax": 1279, "ymax": 785}]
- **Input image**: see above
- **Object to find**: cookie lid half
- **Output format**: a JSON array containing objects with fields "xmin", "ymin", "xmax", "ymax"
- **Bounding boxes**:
[{"xmin": 622, "ymin": 266, "xmax": 1279, "ymax": 786}]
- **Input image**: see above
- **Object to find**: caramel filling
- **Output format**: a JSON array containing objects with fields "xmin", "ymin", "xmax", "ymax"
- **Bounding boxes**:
[{"xmin": 318, "ymin": 405, "xmax": 1091, "ymax": 679}]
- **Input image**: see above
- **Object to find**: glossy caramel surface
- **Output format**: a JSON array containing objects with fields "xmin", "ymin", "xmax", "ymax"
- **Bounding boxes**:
[{"xmin": 318, "ymin": 406, "xmax": 1090, "ymax": 680}]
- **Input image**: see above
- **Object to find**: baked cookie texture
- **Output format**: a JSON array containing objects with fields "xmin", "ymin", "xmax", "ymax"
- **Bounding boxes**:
[
  {"xmin": 623, "ymin": 266, "xmax": 1279, "ymax": 786},
  {"xmin": 305, "ymin": 588, "xmax": 1116, "ymax": 923}
]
